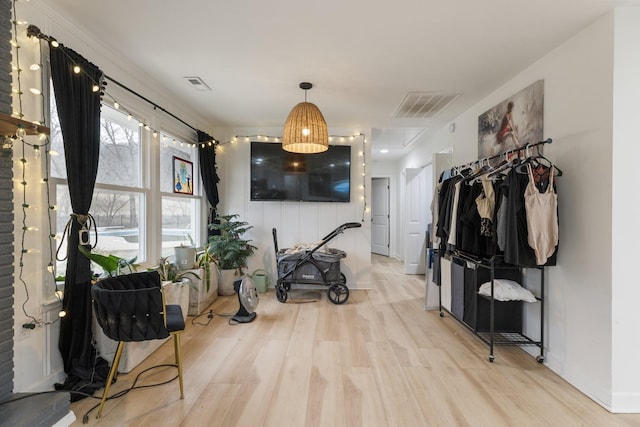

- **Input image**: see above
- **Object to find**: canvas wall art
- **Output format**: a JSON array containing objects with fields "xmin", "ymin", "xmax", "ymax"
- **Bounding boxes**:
[
  {"xmin": 477, "ymin": 79, "xmax": 544, "ymax": 159},
  {"xmin": 173, "ymin": 156, "xmax": 193, "ymax": 195}
]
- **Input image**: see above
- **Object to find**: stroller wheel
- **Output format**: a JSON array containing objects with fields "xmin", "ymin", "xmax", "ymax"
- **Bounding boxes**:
[
  {"xmin": 328, "ymin": 283, "xmax": 349, "ymax": 304},
  {"xmin": 276, "ymin": 285, "xmax": 288, "ymax": 303}
]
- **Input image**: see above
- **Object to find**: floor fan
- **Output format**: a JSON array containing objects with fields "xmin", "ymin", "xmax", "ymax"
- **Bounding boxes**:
[{"xmin": 231, "ymin": 276, "xmax": 259, "ymax": 323}]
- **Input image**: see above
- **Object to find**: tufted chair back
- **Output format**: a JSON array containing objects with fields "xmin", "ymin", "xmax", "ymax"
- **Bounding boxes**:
[{"xmin": 92, "ymin": 270, "xmax": 170, "ymax": 342}]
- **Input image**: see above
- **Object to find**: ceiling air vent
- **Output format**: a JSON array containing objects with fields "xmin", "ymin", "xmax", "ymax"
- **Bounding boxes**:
[
  {"xmin": 392, "ymin": 92, "xmax": 460, "ymax": 119},
  {"xmin": 184, "ymin": 76, "xmax": 212, "ymax": 92}
]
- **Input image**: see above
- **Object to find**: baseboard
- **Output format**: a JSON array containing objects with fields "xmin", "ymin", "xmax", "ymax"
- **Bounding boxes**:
[
  {"xmin": 545, "ymin": 351, "xmax": 614, "ymax": 412},
  {"xmin": 611, "ymin": 392, "xmax": 640, "ymax": 413},
  {"xmin": 53, "ymin": 411, "xmax": 76, "ymax": 427}
]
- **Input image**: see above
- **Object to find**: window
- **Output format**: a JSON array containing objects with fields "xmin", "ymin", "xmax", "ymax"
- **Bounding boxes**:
[
  {"xmin": 50, "ymin": 90, "xmax": 202, "ymax": 277},
  {"xmin": 161, "ymin": 196, "xmax": 198, "ymax": 257},
  {"xmin": 51, "ymin": 100, "xmax": 145, "ymax": 274},
  {"xmin": 96, "ymin": 107, "xmax": 142, "ymax": 187},
  {"xmin": 160, "ymin": 135, "xmax": 200, "ymax": 257},
  {"xmin": 90, "ymin": 189, "xmax": 144, "ymax": 262}
]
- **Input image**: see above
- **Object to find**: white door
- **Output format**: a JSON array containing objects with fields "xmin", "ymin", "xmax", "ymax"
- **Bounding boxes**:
[
  {"xmin": 404, "ymin": 167, "xmax": 431, "ymax": 274},
  {"xmin": 371, "ymin": 177, "xmax": 390, "ymax": 256}
]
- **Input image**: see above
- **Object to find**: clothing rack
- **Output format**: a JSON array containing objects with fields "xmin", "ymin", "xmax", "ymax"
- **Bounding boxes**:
[
  {"xmin": 434, "ymin": 136, "xmax": 557, "ymax": 362},
  {"xmin": 450, "ymin": 138, "xmax": 553, "ymax": 174}
]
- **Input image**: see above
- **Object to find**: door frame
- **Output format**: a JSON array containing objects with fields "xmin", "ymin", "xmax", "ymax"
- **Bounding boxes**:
[{"xmin": 371, "ymin": 177, "xmax": 390, "ymax": 256}]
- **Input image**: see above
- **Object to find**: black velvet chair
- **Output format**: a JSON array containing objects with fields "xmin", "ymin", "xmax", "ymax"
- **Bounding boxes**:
[{"xmin": 91, "ymin": 270, "xmax": 185, "ymax": 418}]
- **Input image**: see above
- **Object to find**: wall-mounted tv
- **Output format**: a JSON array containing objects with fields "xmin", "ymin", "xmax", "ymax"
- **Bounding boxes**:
[{"xmin": 251, "ymin": 142, "xmax": 351, "ymax": 202}]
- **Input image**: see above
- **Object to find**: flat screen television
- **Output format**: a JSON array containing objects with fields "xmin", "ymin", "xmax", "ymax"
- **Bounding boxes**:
[{"xmin": 251, "ymin": 142, "xmax": 351, "ymax": 202}]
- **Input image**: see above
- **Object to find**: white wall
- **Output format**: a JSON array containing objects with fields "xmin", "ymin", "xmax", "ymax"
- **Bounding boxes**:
[
  {"xmin": 611, "ymin": 7, "xmax": 640, "ymax": 412},
  {"xmin": 467, "ymin": 13, "xmax": 616, "ymax": 409},
  {"xmin": 216, "ymin": 128, "xmax": 372, "ymax": 289},
  {"xmin": 397, "ymin": 11, "xmax": 636, "ymax": 410},
  {"xmin": 12, "ymin": 4, "xmax": 65, "ymax": 392}
]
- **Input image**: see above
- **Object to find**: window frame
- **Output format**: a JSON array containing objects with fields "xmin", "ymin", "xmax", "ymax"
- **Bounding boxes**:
[{"xmin": 47, "ymin": 88, "xmax": 204, "ymax": 284}]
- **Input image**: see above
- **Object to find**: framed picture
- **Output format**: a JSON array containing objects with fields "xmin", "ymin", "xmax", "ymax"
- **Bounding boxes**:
[
  {"xmin": 477, "ymin": 79, "xmax": 544, "ymax": 159},
  {"xmin": 173, "ymin": 156, "xmax": 193, "ymax": 195}
]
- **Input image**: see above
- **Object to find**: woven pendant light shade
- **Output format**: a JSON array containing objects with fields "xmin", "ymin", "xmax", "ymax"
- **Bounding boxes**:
[{"xmin": 282, "ymin": 83, "xmax": 328, "ymax": 154}]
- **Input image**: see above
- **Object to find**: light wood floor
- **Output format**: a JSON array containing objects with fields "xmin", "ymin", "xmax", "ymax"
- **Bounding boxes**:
[{"xmin": 71, "ymin": 255, "xmax": 640, "ymax": 426}]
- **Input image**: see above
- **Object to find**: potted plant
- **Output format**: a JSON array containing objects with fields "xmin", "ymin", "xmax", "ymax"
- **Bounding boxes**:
[
  {"xmin": 208, "ymin": 214, "xmax": 257, "ymax": 295},
  {"xmin": 155, "ymin": 257, "xmax": 200, "ymax": 320},
  {"xmin": 78, "ymin": 245, "xmax": 139, "ymax": 278},
  {"xmin": 156, "ymin": 256, "xmax": 200, "ymax": 284},
  {"xmin": 196, "ymin": 242, "xmax": 215, "ymax": 292},
  {"xmin": 187, "ymin": 242, "xmax": 219, "ymax": 315}
]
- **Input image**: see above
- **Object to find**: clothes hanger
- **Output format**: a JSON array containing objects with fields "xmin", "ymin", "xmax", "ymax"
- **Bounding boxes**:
[
  {"xmin": 515, "ymin": 143, "xmax": 563, "ymax": 177},
  {"xmin": 462, "ymin": 159, "xmax": 491, "ymax": 183},
  {"xmin": 487, "ymin": 152, "xmax": 520, "ymax": 178},
  {"xmin": 532, "ymin": 144, "xmax": 563, "ymax": 177},
  {"xmin": 515, "ymin": 144, "xmax": 539, "ymax": 174}
]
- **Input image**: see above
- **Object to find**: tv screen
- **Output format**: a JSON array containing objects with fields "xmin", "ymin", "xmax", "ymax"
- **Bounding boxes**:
[{"xmin": 251, "ymin": 142, "xmax": 351, "ymax": 202}]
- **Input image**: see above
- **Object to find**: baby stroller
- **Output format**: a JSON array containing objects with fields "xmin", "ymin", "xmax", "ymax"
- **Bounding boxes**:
[{"xmin": 272, "ymin": 222, "xmax": 362, "ymax": 304}]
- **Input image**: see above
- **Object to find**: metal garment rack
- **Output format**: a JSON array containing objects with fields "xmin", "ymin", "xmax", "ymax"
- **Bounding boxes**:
[
  {"xmin": 450, "ymin": 138, "xmax": 553, "ymax": 173},
  {"xmin": 438, "ymin": 252, "xmax": 545, "ymax": 363},
  {"xmin": 434, "ymin": 138, "xmax": 555, "ymax": 362}
]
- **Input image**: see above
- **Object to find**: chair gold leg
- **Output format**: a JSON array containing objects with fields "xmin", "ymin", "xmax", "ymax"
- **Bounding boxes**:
[
  {"xmin": 97, "ymin": 341, "xmax": 125, "ymax": 418},
  {"xmin": 173, "ymin": 332, "xmax": 184, "ymax": 399}
]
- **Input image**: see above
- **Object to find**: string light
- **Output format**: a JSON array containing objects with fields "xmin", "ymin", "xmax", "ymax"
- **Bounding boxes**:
[
  {"xmin": 225, "ymin": 133, "xmax": 369, "ymax": 221},
  {"xmin": 25, "ymin": 26, "xmax": 219, "ymax": 149},
  {"xmin": 9, "ymin": 10, "xmax": 61, "ymax": 327},
  {"xmin": 16, "ymin": 126, "xmax": 26, "ymax": 139}
]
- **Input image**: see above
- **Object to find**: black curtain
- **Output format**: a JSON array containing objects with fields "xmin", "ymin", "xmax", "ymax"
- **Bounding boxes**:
[
  {"xmin": 50, "ymin": 45, "xmax": 108, "ymax": 398},
  {"xmin": 197, "ymin": 130, "xmax": 220, "ymax": 234}
]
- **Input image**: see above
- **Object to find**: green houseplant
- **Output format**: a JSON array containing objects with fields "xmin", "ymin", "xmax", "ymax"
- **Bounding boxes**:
[
  {"xmin": 208, "ymin": 214, "xmax": 257, "ymax": 295},
  {"xmin": 156, "ymin": 256, "xmax": 200, "ymax": 286},
  {"xmin": 196, "ymin": 242, "xmax": 215, "ymax": 292},
  {"xmin": 78, "ymin": 245, "xmax": 139, "ymax": 278}
]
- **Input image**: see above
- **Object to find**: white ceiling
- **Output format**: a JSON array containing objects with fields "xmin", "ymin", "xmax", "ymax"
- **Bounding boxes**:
[{"xmin": 41, "ymin": 0, "xmax": 639, "ymax": 160}]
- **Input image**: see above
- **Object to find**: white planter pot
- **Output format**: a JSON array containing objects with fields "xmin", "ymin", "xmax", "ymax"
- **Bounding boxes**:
[
  {"xmin": 188, "ymin": 263, "xmax": 219, "ymax": 315},
  {"xmin": 219, "ymin": 269, "xmax": 238, "ymax": 296},
  {"xmin": 162, "ymin": 280, "xmax": 190, "ymax": 321},
  {"xmin": 174, "ymin": 246, "xmax": 197, "ymax": 270}
]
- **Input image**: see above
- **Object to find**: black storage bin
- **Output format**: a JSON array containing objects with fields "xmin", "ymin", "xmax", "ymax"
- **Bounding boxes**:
[
  {"xmin": 475, "ymin": 298, "xmax": 522, "ymax": 333},
  {"xmin": 463, "ymin": 262, "xmax": 522, "ymax": 333},
  {"xmin": 451, "ymin": 257, "xmax": 465, "ymax": 320},
  {"xmin": 432, "ymin": 250, "xmax": 441, "ymax": 286}
]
